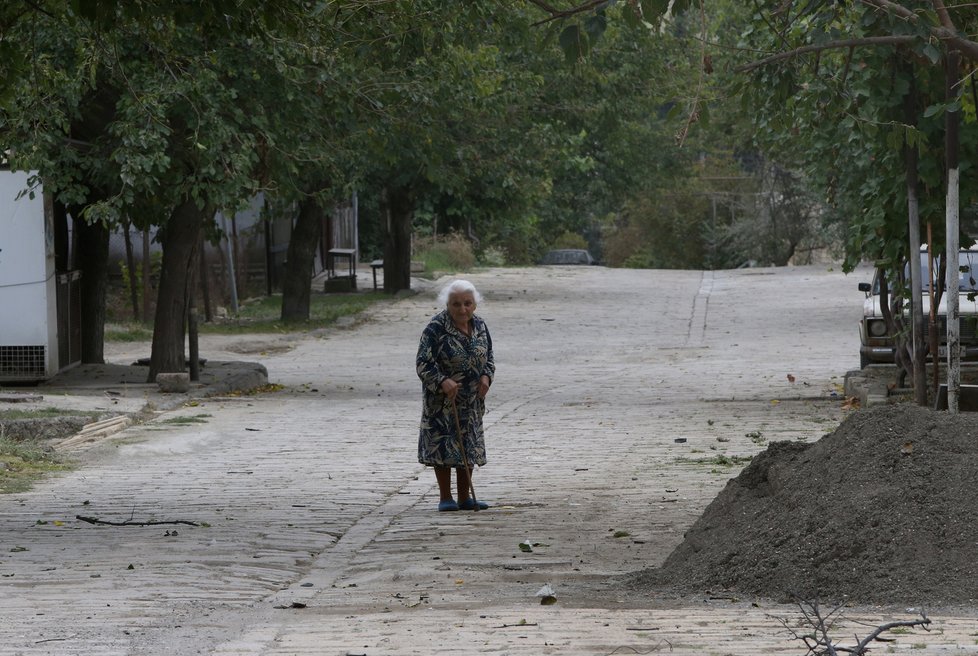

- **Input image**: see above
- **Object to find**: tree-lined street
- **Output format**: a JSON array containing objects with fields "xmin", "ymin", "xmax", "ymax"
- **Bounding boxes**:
[{"xmin": 2, "ymin": 265, "xmax": 976, "ymax": 654}]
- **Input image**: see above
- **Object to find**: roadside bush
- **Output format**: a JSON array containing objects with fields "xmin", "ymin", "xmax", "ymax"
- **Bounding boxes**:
[
  {"xmin": 552, "ymin": 231, "xmax": 589, "ymax": 250},
  {"xmin": 602, "ymin": 222, "xmax": 645, "ymax": 267},
  {"xmin": 413, "ymin": 232, "xmax": 476, "ymax": 273},
  {"xmin": 478, "ymin": 246, "xmax": 507, "ymax": 267}
]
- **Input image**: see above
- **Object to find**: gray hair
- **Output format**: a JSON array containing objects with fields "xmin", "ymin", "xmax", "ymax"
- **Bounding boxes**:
[{"xmin": 437, "ymin": 279, "xmax": 483, "ymax": 307}]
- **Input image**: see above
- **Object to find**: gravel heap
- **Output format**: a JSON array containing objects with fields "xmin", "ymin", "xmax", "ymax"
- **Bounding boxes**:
[{"xmin": 634, "ymin": 404, "xmax": 978, "ymax": 606}]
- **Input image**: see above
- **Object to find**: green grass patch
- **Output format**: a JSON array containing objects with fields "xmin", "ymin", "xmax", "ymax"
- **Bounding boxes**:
[
  {"xmin": 413, "ymin": 233, "xmax": 476, "ymax": 278},
  {"xmin": 680, "ymin": 454, "xmax": 754, "ymax": 468},
  {"xmin": 105, "ymin": 292, "xmax": 390, "ymax": 340},
  {"xmin": 216, "ymin": 292, "xmax": 390, "ymax": 334},
  {"xmin": 745, "ymin": 430, "xmax": 766, "ymax": 445},
  {"xmin": 0, "ymin": 407, "xmax": 99, "ymax": 421},
  {"xmin": 415, "ymin": 249, "xmax": 459, "ymax": 278},
  {"xmin": 211, "ymin": 292, "xmax": 389, "ymax": 330},
  {"xmin": 0, "ymin": 436, "xmax": 71, "ymax": 494},
  {"xmin": 105, "ymin": 324, "xmax": 154, "ymax": 342},
  {"xmin": 158, "ymin": 414, "xmax": 212, "ymax": 425}
]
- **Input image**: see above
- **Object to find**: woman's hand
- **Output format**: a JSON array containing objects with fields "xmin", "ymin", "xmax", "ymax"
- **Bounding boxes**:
[
  {"xmin": 441, "ymin": 378, "xmax": 459, "ymax": 401},
  {"xmin": 477, "ymin": 375, "xmax": 491, "ymax": 399}
]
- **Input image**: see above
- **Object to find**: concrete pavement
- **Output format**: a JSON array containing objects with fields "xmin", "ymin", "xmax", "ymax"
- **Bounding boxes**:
[{"xmin": 2, "ymin": 264, "xmax": 975, "ymax": 655}]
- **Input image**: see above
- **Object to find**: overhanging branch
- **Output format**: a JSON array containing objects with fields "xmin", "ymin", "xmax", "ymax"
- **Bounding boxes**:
[
  {"xmin": 524, "ymin": 0, "xmax": 609, "ymax": 25},
  {"xmin": 741, "ymin": 0, "xmax": 978, "ymax": 72},
  {"xmin": 736, "ymin": 36, "xmax": 915, "ymax": 72},
  {"xmin": 860, "ymin": 0, "xmax": 978, "ymax": 61}
]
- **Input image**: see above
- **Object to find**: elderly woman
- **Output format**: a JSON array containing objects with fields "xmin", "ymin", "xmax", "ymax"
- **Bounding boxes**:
[{"xmin": 416, "ymin": 279, "xmax": 494, "ymax": 511}]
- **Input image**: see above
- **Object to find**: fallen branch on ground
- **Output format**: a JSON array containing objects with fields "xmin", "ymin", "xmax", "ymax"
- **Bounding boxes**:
[
  {"xmin": 76, "ymin": 515, "xmax": 199, "ymax": 527},
  {"xmin": 777, "ymin": 596, "xmax": 930, "ymax": 655}
]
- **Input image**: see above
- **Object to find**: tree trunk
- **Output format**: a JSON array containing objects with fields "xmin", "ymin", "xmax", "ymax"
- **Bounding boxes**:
[
  {"xmin": 928, "ymin": 223, "xmax": 941, "ymax": 399},
  {"xmin": 122, "ymin": 219, "xmax": 140, "ymax": 321},
  {"xmin": 231, "ymin": 214, "xmax": 242, "ymax": 299},
  {"xmin": 199, "ymin": 235, "xmax": 213, "ymax": 323},
  {"xmin": 148, "ymin": 198, "xmax": 210, "ymax": 382},
  {"xmin": 382, "ymin": 185, "xmax": 414, "ymax": 294},
  {"xmin": 71, "ymin": 209, "xmax": 109, "ymax": 364},
  {"xmin": 141, "ymin": 228, "xmax": 152, "ymax": 323},
  {"xmin": 946, "ymin": 49, "xmax": 961, "ymax": 413},
  {"xmin": 281, "ymin": 197, "xmax": 324, "ymax": 322},
  {"xmin": 904, "ymin": 65, "xmax": 927, "ymax": 406}
]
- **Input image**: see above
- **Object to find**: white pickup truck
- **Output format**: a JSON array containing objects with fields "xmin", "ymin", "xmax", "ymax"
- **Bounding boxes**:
[{"xmin": 858, "ymin": 246, "xmax": 978, "ymax": 368}]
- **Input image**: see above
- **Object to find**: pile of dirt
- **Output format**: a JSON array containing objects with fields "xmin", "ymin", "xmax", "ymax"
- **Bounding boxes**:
[{"xmin": 633, "ymin": 404, "xmax": 978, "ymax": 606}]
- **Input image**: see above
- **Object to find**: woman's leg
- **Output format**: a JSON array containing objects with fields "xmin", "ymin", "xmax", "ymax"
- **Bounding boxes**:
[
  {"xmin": 435, "ymin": 466, "xmax": 454, "ymax": 502},
  {"xmin": 456, "ymin": 466, "xmax": 472, "ymax": 503}
]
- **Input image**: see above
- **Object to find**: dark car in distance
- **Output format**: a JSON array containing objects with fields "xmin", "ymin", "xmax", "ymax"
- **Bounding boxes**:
[{"xmin": 539, "ymin": 249, "xmax": 597, "ymax": 265}]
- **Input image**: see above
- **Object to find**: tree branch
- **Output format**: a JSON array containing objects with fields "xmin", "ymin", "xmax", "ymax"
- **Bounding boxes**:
[
  {"xmin": 778, "ymin": 597, "xmax": 931, "ymax": 656},
  {"xmin": 76, "ymin": 515, "xmax": 200, "ymax": 527},
  {"xmin": 860, "ymin": 0, "xmax": 978, "ymax": 61},
  {"xmin": 741, "ymin": 0, "xmax": 978, "ymax": 73},
  {"xmin": 859, "ymin": 0, "xmax": 918, "ymax": 22},
  {"xmin": 852, "ymin": 614, "xmax": 931, "ymax": 653},
  {"xmin": 929, "ymin": 0, "xmax": 956, "ymax": 30},
  {"xmin": 736, "ymin": 36, "xmax": 915, "ymax": 72},
  {"xmin": 524, "ymin": 0, "xmax": 608, "ymax": 25}
]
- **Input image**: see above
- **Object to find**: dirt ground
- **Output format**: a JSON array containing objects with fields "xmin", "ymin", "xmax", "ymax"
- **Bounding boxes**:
[{"xmin": 632, "ymin": 403, "xmax": 978, "ymax": 610}]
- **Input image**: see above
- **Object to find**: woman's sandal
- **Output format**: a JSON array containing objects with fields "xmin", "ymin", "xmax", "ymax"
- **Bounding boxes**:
[
  {"xmin": 458, "ymin": 498, "xmax": 489, "ymax": 511},
  {"xmin": 438, "ymin": 499, "xmax": 459, "ymax": 512}
]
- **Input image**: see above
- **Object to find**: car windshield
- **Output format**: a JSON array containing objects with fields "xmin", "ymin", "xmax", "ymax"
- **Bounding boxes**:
[{"xmin": 893, "ymin": 251, "xmax": 978, "ymax": 292}]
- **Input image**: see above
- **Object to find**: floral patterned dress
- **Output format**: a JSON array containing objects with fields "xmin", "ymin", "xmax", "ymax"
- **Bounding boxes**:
[{"xmin": 416, "ymin": 310, "xmax": 494, "ymax": 467}]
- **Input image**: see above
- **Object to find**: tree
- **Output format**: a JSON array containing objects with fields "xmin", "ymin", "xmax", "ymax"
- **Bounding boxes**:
[
  {"xmin": 0, "ymin": 3, "xmax": 324, "ymax": 377},
  {"xmin": 335, "ymin": 2, "xmax": 565, "ymax": 291}
]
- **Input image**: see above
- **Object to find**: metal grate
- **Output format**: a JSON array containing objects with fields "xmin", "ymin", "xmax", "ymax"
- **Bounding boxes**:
[
  {"xmin": 937, "ymin": 318, "xmax": 978, "ymax": 342},
  {"xmin": 0, "ymin": 345, "xmax": 46, "ymax": 380}
]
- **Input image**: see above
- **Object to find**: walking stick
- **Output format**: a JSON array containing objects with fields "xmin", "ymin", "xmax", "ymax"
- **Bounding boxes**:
[{"xmin": 450, "ymin": 397, "xmax": 479, "ymax": 511}]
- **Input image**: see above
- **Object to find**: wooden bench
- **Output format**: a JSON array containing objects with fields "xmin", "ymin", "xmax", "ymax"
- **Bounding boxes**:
[
  {"xmin": 370, "ymin": 260, "xmax": 383, "ymax": 290},
  {"xmin": 369, "ymin": 260, "xmax": 426, "ymax": 290}
]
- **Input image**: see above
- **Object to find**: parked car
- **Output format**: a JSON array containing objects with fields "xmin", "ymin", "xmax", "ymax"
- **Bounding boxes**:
[
  {"xmin": 858, "ymin": 245, "xmax": 978, "ymax": 368},
  {"xmin": 539, "ymin": 249, "xmax": 596, "ymax": 265}
]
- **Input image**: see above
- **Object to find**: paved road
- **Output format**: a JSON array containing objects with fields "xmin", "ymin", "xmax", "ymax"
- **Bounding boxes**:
[{"xmin": 2, "ymin": 264, "xmax": 974, "ymax": 655}]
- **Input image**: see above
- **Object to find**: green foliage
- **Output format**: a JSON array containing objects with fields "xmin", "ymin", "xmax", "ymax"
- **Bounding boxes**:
[
  {"xmin": 104, "ymin": 324, "xmax": 153, "ymax": 342},
  {"xmin": 0, "ymin": 407, "xmax": 97, "ymax": 421},
  {"xmin": 0, "ymin": 434, "xmax": 70, "ymax": 495},
  {"xmin": 553, "ymin": 231, "xmax": 589, "ymax": 249},
  {"xmin": 213, "ymin": 292, "xmax": 389, "ymax": 331},
  {"xmin": 615, "ymin": 183, "xmax": 713, "ymax": 269},
  {"xmin": 734, "ymin": 0, "xmax": 978, "ymax": 280},
  {"xmin": 479, "ymin": 212, "xmax": 541, "ymax": 265},
  {"xmin": 103, "ymin": 291, "xmax": 390, "ymax": 338},
  {"xmin": 1, "ymin": 0, "xmax": 793, "ymax": 304},
  {"xmin": 603, "ymin": 222, "xmax": 649, "ymax": 268},
  {"xmin": 550, "ymin": 0, "xmax": 693, "ymax": 62},
  {"xmin": 117, "ymin": 251, "xmax": 162, "ymax": 319},
  {"xmin": 532, "ymin": 6, "xmax": 697, "ymax": 264},
  {"xmin": 413, "ymin": 233, "xmax": 476, "ymax": 274},
  {"xmin": 478, "ymin": 246, "xmax": 508, "ymax": 267},
  {"xmin": 158, "ymin": 415, "xmax": 211, "ymax": 425}
]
